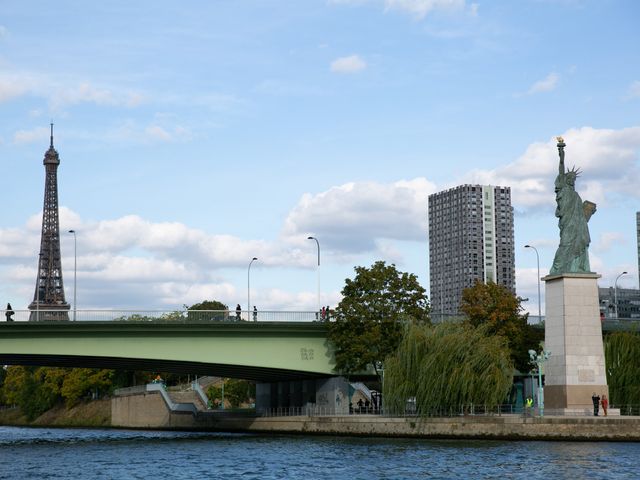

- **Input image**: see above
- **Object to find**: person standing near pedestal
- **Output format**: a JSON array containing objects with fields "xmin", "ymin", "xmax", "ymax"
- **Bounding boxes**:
[{"xmin": 592, "ymin": 392, "xmax": 600, "ymax": 416}]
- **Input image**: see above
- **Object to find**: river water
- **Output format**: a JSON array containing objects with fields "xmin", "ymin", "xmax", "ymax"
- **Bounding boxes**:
[{"xmin": 0, "ymin": 426, "xmax": 636, "ymax": 479}]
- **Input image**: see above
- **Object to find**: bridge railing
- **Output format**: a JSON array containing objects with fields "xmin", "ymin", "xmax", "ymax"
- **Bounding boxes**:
[{"xmin": 3, "ymin": 309, "xmax": 322, "ymax": 323}]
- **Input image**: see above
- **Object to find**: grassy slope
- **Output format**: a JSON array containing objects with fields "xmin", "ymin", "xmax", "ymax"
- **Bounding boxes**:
[{"xmin": 0, "ymin": 399, "xmax": 111, "ymax": 427}]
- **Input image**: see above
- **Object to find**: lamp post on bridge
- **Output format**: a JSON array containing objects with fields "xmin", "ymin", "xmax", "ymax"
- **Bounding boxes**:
[
  {"xmin": 68, "ymin": 230, "xmax": 77, "ymax": 321},
  {"xmin": 307, "ymin": 236, "xmax": 320, "ymax": 316},
  {"xmin": 524, "ymin": 244, "xmax": 541, "ymax": 323},
  {"xmin": 248, "ymin": 257, "xmax": 258, "ymax": 321},
  {"xmin": 614, "ymin": 271, "xmax": 628, "ymax": 319}
]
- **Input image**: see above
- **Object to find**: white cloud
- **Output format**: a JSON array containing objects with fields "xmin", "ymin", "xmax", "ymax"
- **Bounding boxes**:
[
  {"xmin": 593, "ymin": 232, "xmax": 626, "ymax": 254},
  {"xmin": 0, "ymin": 75, "xmax": 31, "ymax": 102},
  {"xmin": 526, "ymin": 72, "xmax": 559, "ymax": 95},
  {"xmin": 461, "ymin": 126, "xmax": 640, "ymax": 210},
  {"xmin": 626, "ymin": 81, "xmax": 640, "ymax": 100},
  {"xmin": 384, "ymin": 0, "xmax": 467, "ymax": 19},
  {"xmin": 282, "ymin": 178, "xmax": 437, "ymax": 252},
  {"xmin": 330, "ymin": 55, "xmax": 367, "ymax": 74},
  {"xmin": 0, "ymin": 70, "xmax": 145, "ymax": 111},
  {"xmin": 331, "ymin": 0, "xmax": 475, "ymax": 18},
  {"xmin": 109, "ymin": 120, "xmax": 193, "ymax": 144},
  {"xmin": 13, "ymin": 126, "xmax": 50, "ymax": 145}
]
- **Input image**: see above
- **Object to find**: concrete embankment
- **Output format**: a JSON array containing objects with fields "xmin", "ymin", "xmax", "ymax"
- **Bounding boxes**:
[
  {"xmin": 216, "ymin": 415, "xmax": 640, "ymax": 441},
  {"xmin": 111, "ymin": 390, "xmax": 640, "ymax": 440}
]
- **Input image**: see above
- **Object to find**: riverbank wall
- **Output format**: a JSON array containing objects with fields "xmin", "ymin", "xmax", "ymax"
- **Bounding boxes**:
[{"xmin": 111, "ymin": 390, "xmax": 640, "ymax": 440}]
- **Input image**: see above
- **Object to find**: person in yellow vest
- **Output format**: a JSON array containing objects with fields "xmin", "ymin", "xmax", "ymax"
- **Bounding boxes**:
[{"xmin": 525, "ymin": 396, "xmax": 533, "ymax": 416}]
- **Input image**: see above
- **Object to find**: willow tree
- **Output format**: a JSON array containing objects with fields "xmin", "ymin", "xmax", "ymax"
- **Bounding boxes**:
[
  {"xmin": 604, "ymin": 332, "xmax": 640, "ymax": 406},
  {"xmin": 384, "ymin": 322, "xmax": 513, "ymax": 415}
]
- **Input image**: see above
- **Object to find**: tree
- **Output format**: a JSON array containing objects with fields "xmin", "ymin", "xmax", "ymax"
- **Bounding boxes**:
[
  {"xmin": 186, "ymin": 300, "xmax": 229, "ymax": 322},
  {"xmin": 207, "ymin": 378, "xmax": 256, "ymax": 408},
  {"xmin": 328, "ymin": 261, "xmax": 430, "ymax": 378},
  {"xmin": 460, "ymin": 280, "xmax": 543, "ymax": 373},
  {"xmin": 384, "ymin": 322, "xmax": 513, "ymax": 414},
  {"xmin": 604, "ymin": 332, "xmax": 640, "ymax": 406},
  {"xmin": 61, "ymin": 368, "xmax": 114, "ymax": 407}
]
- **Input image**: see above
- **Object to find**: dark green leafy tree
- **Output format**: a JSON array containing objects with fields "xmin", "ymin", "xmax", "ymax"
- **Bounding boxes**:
[
  {"xmin": 328, "ymin": 261, "xmax": 430, "ymax": 378},
  {"xmin": 61, "ymin": 368, "xmax": 114, "ymax": 407},
  {"xmin": 604, "ymin": 332, "xmax": 640, "ymax": 406},
  {"xmin": 2, "ymin": 367, "xmax": 65, "ymax": 420},
  {"xmin": 384, "ymin": 322, "xmax": 513, "ymax": 414},
  {"xmin": 0, "ymin": 366, "xmax": 116, "ymax": 418},
  {"xmin": 207, "ymin": 379, "xmax": 256, "ymax": 408},
  {"xmin": 460, "ymin": 280, "xmax": 543, "ymax": 373},
  {"xmin": 186, "ymin": 300, "xmax": 230, "ymax": 322},
  {"xmin": 1, "ymin": 366, "xmax": 29, "ymax": 406}
]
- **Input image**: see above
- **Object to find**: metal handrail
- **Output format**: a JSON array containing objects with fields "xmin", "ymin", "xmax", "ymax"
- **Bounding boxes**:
[
  {"xmin": 2, "ymin": 309, "xmax": 323, "ymax": 323},
  {"xmin": 258, "ymin": 403, "xmax": 639, "ymax": 418}
]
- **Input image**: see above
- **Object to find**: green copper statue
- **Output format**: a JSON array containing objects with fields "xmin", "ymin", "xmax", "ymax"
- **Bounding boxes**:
[{"xmin": 550, "ymin": 137, "xmax": 596, "ymax": 275}]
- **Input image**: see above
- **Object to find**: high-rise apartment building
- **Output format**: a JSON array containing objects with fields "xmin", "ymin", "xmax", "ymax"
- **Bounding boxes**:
[{"xmin": 428, "ymin": 184, "xmax": 515, "ymax": 317}]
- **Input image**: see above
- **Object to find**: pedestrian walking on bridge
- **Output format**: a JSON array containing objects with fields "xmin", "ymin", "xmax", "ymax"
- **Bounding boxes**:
[{"xmin": 5, "ymin": 303, "xmax": 14, "ymax": 322}]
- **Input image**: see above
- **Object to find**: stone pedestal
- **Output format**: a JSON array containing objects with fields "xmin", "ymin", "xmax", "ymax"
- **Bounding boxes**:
[{"xmin": 543, "ymin": 273, "xmax": 608, "ymax": 413}]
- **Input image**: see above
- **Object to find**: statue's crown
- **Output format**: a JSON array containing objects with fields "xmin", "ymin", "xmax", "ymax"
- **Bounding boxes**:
[{"xmin": 567, "ymin": 165, "xmax": 581, "ymax": 178}]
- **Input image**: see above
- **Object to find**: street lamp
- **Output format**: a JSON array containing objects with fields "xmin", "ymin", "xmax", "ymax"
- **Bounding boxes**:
[
  {"xmin": 524, "ymin": 245, "xmax": 541, "ymax": 323},
  {"xmin": 68, "ymin": 230, "xmax": 77, "ymax": 321},
  {"xmin": 528, "ymin": 349, "xmax": 551, "ymax": 417},
  {"xmin": 307, "ymin": 236, "xmax": 320, "ymax": 315},
  {"xmin": 248, "ymin": 257, "xmax": 258, "ymax": 321},
  {"xmin": 614, "ymin": 271, "xmax": 628, "ymax": 319}
]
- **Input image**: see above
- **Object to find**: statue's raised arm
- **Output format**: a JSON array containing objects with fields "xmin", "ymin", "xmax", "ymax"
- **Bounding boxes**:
[
  {"xmin": 549, "ymin": 137, "xmax": 595, "ymax": 276},
  {"xmin": 556, "ymin": 136, "xmax": 565, "ymax": 176}
]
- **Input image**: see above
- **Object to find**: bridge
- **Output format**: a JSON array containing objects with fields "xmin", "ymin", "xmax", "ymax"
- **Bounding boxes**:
[
  {"xmin": 1, "ymin": 309, "xmax": 636, "ymax": 383},
  {"xmin": 0, "ymin": 311, "xmax": 335, "ymax": 382}
]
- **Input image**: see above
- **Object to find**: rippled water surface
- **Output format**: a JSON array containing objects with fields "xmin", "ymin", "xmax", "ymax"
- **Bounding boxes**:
[{"xmin": 0, "ymin": 426, "xmax": 637, "ymax": 479}]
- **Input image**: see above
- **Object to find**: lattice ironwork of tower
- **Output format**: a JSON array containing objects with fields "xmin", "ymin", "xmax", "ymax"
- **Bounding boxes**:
[{"xmin": 28, "ymin": 125, "xmax": 70, "ymax": 321}]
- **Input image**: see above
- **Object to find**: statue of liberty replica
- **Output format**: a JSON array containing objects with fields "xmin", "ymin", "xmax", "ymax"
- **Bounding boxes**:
[
  {"xmin": 543, "ymin": 136, "xmax": 610, "ymax": 414},
  {"xmin": 549, "ymin": 136, "xmax": 596, "ymax": 275}
]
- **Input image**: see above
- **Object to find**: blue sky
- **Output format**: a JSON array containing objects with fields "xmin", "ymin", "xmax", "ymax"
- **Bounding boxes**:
[{"xmin": 1, "ymin": 0, "xmax": 639, "ymax": 313}]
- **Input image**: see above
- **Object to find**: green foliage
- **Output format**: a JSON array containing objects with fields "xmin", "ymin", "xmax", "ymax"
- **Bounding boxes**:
[
  {"xmin": 604, "ymin": 332, "xmax": 640, "ymax": 406},
  {"xmin": 2, "ymin": 366, "xmax": 29, "ymax": 405},
  {"xmin": 207, "ymin": 379, "xmax": 255, "ymax": 408},
  {"xmin": 460, "ymin": 280, "xmax": 542, "ymax": 373},
  {"xmin": 329, "ymin": 261, "xmax": 430, "ymax": 377},
  {"xmin": 186, "ymin": 300, "xmax": 230, "ymax": 322},
  {"xmin": 61, "ymin": 369, "xmax": 114, "ymax": 408},
  {"xmin": 384, "ymin": 322, "xmax": 514, "ymax": 414},
  {"xmin": 3, "ymin": 367, "xmax": 65, "ymax": 420},
  {"xmin": 114, "ymin": 312, "xmax": 184, "ymax": 322},
  {"xmin": 0, "ymin": 366, "xmax": 115, "ymax": 418}
]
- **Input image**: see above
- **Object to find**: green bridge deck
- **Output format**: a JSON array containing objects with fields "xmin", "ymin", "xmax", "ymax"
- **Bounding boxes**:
[{"xmin": 0, "ymin": 321, "xmax": 335, "ymax": 382}]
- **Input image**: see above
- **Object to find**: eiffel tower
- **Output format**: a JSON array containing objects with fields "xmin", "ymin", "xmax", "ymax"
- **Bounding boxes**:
[{"xmin": 28, "ymin": 124, "xmax": 70, "ymax": 321}]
